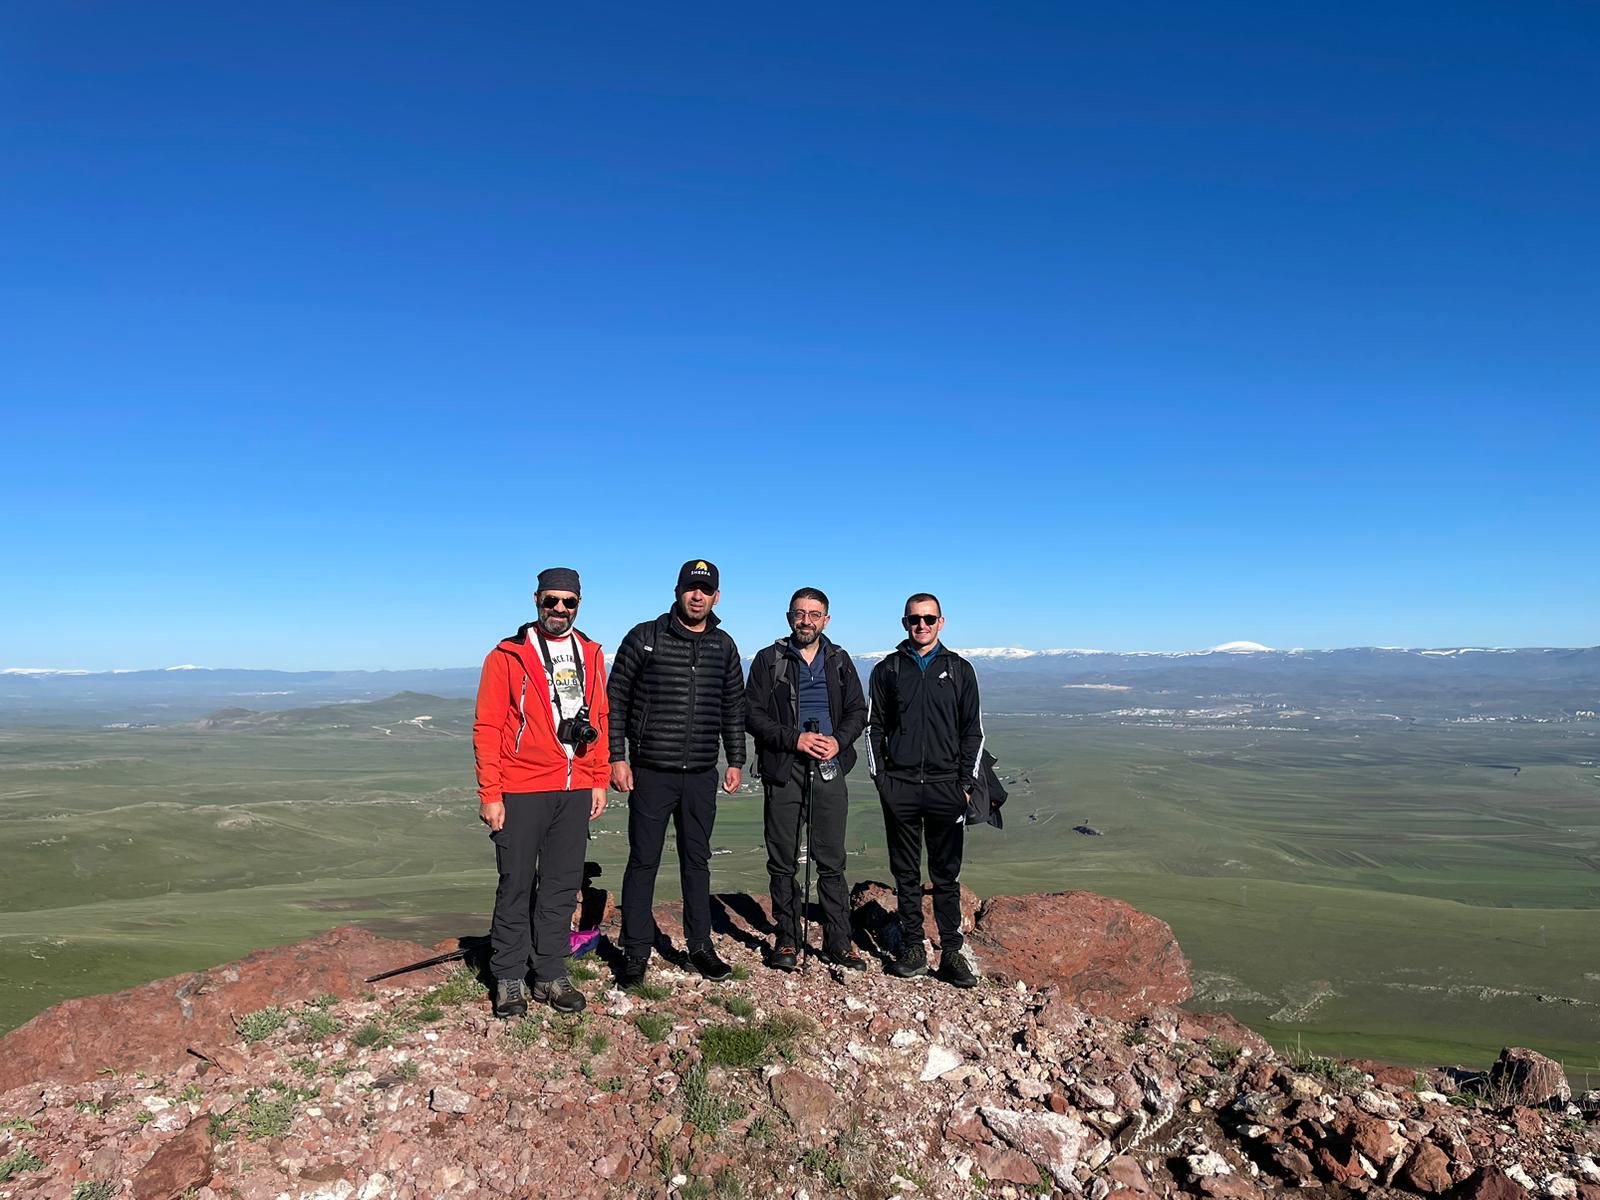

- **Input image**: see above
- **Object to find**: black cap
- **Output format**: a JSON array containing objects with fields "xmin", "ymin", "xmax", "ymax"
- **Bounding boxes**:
[
  {"xmin": 536, "ymin": 566, "xmax": 581, "ymax": 596},
  {"xmin": 676, "ymin": 559, "xmax": 719, "ymax": 594}
]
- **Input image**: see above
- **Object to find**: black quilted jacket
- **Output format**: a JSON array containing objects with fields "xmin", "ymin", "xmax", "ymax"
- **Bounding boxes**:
[{"xmin": 606, "ymin": 610, "xmax": 747, "ymax": 772}]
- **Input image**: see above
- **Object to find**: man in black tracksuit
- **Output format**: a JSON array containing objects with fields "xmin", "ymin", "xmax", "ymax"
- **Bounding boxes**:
[
  {"xmin": 746, "ymin": 587, "xmax": 869, "ymax": 972},
  {"xmin": 866, "ymin": 592, "xmax": 983, "ymax": 988},
  {"xmin": 608, "ymin": 559, "xmax": 746, "ymax": 986}
]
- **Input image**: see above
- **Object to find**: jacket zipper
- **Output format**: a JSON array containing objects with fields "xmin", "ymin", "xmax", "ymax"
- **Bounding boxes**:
[
  {"xmin": 683, "ymin": 636, "xmax": 700, "ymax": 769},
  {"xmin": 514, "ymin": 674, "xmax": 529, "ymax": 754}
]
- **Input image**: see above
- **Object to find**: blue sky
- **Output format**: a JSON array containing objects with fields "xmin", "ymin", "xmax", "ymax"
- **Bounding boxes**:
[{"xmin": 3, "ymin": 3, "xmax": 1596, "ymax": 670}]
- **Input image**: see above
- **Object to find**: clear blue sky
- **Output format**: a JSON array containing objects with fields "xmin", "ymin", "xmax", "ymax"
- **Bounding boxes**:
[{"xmin": 3, "ymin": 4, "xmax": 1595, "ymax": 670}]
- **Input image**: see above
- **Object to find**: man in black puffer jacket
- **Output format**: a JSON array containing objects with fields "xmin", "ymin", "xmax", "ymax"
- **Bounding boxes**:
[{"xmin": 608, "ymin": 559, "xmax": 747, "ymax": 986}]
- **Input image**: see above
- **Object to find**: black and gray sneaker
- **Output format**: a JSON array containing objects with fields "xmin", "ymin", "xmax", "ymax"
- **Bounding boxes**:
[
  {"xmin": 936, "ymin": 950, "xmax": 978, "ymax": 989},
  {"xmin": 689, "ymin": 946, "xmax": 733, "ymax": 981},
  {"xmin": 493, "ymin": 976, "xmax": 529, "ymax": 1019},
  {"xmin": 532, "ymin": 975, "xmax": 587, "ymax": 1014},
  {"xmin": 885, "ymin": 941, "xmax": 929, "ymax": 978},
  {"xmin": 616, "ymin": 955, "xmax": 649, "ymax": 989}
]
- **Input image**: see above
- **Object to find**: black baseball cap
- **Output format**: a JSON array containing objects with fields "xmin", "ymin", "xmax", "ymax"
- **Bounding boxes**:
[{"xmin": 676, "ymin": 559, "xmax": 720, "ymax": 594}]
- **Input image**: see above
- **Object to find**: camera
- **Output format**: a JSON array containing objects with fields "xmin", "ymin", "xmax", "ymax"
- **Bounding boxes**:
[{"xmin": 557, "ymin": 705, "xmax": 599, "ymax": 749}]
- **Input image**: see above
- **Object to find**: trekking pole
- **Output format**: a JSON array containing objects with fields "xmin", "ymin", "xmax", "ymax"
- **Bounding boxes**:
[
  {"xmin": 799, "ymin": 718, "xmax": 823, "ymax": 964},
  {"xmin": 363, "ymin": 945, "xmax": 471, "ymax": 984}
]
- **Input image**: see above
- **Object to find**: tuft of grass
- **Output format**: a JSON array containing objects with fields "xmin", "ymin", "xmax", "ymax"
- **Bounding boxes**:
[
  {"xmin": 580, "ymin": 1059, "xmax": 596, "ymax": 1080},
  {"xmin": 414, "ymin": 1005, "xmax": 444, "ymax": 1024},
  {"xmin": 635, "ymin": 1013, "xmax": 672, "ymax": 1044},
  {"xmin": 351, "ymin": 1020, "xmax": 390, "ymax": 1049},
  {"xmin": 506, "ymin": 1014, "xmax": 546, "ymax": 1048},
  {"xmin": 0, "ymin": 1119, "xmax": 34, "ymax": 1132},
  {"xmin": 711, "ymin": 991, "xmax": 754, "ymax": 1018},
  {"xmin": 75, "ymin": 1100, "xmax": 106, "ymax": 1117},
  {"xmin": 680, "ymin": 1064, "xmax": 746, "ymax": 1136},
  {"xmin": 0, "ymin": 1149, "xmax": 45, "ymax": 1182},
  {"xmin": 135, "ymin": 1110, "xmax": 154, "ymax": 1126},
  {"xmin": 569, "ymin": 961, "xmax": 599, "ymax": 983},
  {"xmin": 297, "ymin": 1009, "xmax": 341, "ymax": 1040},
  {"xmin": 681, "ymin": 1168, "xmax": 746, "ymax": 1199},
  {"xmin": 395, "ymin": 1060, "xmax": 420, "ymax": 1083},
  {"xmin": 746, "ymin": 1114, "xmax": 774, "ymax": 1145},
  {"xmin": 71, "ymin": 1183, "xmax": 118, "ymax": 1200},
  {"xmin": 800, "ymin": 1147, "xmax": 849, "ymax": 1189},
  {"xmin": 235, "ymin": 1006, "xmax": 289, "ymax": 1044},
  {"xmin": 178, "ymin": 1082, "xmax": 204, "ymax": 1104},
  {"xmin": 587, "ymin": 1030, "xmax": 610, "ymax": 1055},
  {"xmin": 549, "ymin": 1012, "xmax": 592, "ymax": 1053},
  {"xmin": 1284, "ymin": 1043, "xmax": 1366, "ymax": 1093},
  {"xmin": 427, "ymin": 965, "xmax": 490, "ymax": 1006},
  {"xmin": 629, "ymin": 980, "xmax": 672, "ymax": 1002},
  {"xmin": 225, "ymin": 1082, "xmax": 320, "ymax": 1140},
  {"xmin": 1202, "ymin": 1036, "xmax": 1242, "ymax": 1070},
  {"xmin": 598, "ymin": 1075, "xmax": 624, "ymax": 1093},
  {"xmin": 290, "ymin": 1057, "xmax": 318, "ymax": 1078},
  {"xmin": 699, "ymin": 1013, "xmax": 812, "ymax": 1069},
  {"xmin": 729, "ymin": 964, "xmax": 750, "ymax": 982},
  {"xmin": 307, "ymin": 992, "xmax": 339, "ymax": 1009}
]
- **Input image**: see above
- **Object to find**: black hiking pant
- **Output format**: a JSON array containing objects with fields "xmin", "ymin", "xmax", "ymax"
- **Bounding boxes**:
[
  {"xmin": 763, "ymin": 763, "xmax": 851, "ymax": 954},
  {"xmin": 620, "ymin": 766, "xmax": 719, "ymax": 958},
  {"xmin": 877, "ymin": 775, "xmax": 966, "ymax": 952},
  {"xmin": 489, "ymin": 789, "xmax": 588, "ymax": 983}
]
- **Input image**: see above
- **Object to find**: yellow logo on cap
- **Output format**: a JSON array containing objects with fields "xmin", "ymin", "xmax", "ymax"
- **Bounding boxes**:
[{"xmin": 695, "ymin": 561, "xmax": 707, "ymax": 570}]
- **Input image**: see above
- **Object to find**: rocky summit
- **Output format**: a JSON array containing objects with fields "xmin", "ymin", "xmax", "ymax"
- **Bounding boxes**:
[{"xmin": 1, "ymin": 886, "xmax": 1595, "ymax": 1200}]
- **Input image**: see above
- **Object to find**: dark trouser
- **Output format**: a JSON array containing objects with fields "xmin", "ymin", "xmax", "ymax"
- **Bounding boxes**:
[
  {"xmin": 764, "ymin": 762, "xmax": 850, "ymax": 954},
  {"xmin": 489, "ymin": 789, "xmax": 589, "ymax": 982},
  {"xmin": 877, "ymin": 776, "xmax": 966, "ymax": 952},
  {"xmin": 620, "ymin": 765, "xmax": 719, "ymax": 957}
]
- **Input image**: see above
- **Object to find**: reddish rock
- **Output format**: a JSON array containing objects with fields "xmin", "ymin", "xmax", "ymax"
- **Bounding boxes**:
[
  {"xmin": 767, "ymin": 1069, "xmax": 839, "ymax": 1137},
  {"xmin": 1508, "ymin": 1106, "xmax": 1544, "ymax": 1138},
  {"xmin": 1267, "ymin": 1145, "xmax": 1317, "ymax": 1184},
  {"xmin": 1175, "ymin": 1010, "xmax": 1274, "ymax": 1060},
  {"xmin": 968, "ymin": 891, "xmax": 1191, "ymax": 1019},
  {"xmin": 945, "ymin": 1109, "xmax": 993, "ymax": 1146},
  {"xmin": 1198, "ymin": 1177, "xmax": 1265, "ymax": 1200},
  {"xmin": 1454, "ymin": 1166, "xmax": 1532, "ymax": 1200},
  {"xmin": 1489, "ymin": 1048, "xmax": 1572, "ymax": 1108},
  {"xmin": 849, "ymin": 879, "xmax": 981, "ymax": 951},
  {"xmin": 0, "ymin": 925, "xmax": 440, "ymax": 1091},
  {"xmin": 1106, "ymin": 1154, "xmax": 1154, "ymax": 1194},
  {"xmin": 130, "ymin": 1118, "xmax": 213, "ymax": 1200},
  {"xmin": 971, "ymin": 1141, "xmax": 1043, "ymax": 1186},
  {"xmin": 1401, "ymin": 1141, "xmax": 1454, "ymax": 1194}
]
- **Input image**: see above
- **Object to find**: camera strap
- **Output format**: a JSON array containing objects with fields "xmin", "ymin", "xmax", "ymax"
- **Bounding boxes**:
[{"xmin": 534, "ymin": 628, "xmax": 587, "ymax": 720}]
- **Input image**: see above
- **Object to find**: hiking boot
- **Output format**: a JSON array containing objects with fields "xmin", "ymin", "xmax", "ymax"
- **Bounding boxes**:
[
  {"xmin": 768, "ymin": 942, "xmax": 798, "ymax": 973},
  {"xmin": 885, "ymin": 941, "xmax": 929, "ymax": 978},
  {"xmin": 689, "ymin": 946, "xmax": 734, "ymax": 982},
  {"xmin": 531, "ymin": 975, "xmax": 587, "ymax": 1014},
  {"xmin": 615, "ymin": 955, "xmax": 649, "ymax": 989},
  {"xmin": 493, "ymin": 977, "xmax": 528, "ymax": 1019},
  {"xmin": 820, "ymin": 944, "xmax": 867, "ymax": 971},
  {"xmin": 936, "ymin": 950, "xmax": 978, "ymax": 989}
]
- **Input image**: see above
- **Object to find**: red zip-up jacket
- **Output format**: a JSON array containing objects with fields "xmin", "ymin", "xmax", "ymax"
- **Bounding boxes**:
[{"xmin": 472, "ymin": 623, "xmax": 611, "ymax": 804}]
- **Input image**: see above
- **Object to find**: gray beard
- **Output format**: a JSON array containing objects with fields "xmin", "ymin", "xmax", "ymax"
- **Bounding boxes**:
[{"xmin": 539, "ymin": 615, "xmax": 573, "ymax": 637}]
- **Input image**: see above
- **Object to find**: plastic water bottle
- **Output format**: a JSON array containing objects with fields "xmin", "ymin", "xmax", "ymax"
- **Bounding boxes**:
[{"xmin": 806, "ymin": 718, "xmax": 840, "ymax": 781}]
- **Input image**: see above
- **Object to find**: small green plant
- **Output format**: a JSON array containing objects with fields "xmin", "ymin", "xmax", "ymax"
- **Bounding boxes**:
[
  {"xmin": 656, "ymin": 1142, "xmax": 675, "ymax": 1180},
  {"xmin": 135, "ymin": 1109, "xmax": 153, "ymax": 1125},
  {"xmin": 747, "ymin": 1114, "xmax": 774, "ymax": 1145},
  {"xmin": 290, "ymin": 1056, "xmax": 318, "ymax": 1078},
  {"xmin": 549, "ymin": 1012, "xmax": 592, "ymax": 1053},
  {"xmin": 235, "ymin": 1006, "xmax": 289, "ymax": 1044},
  {"xmin": 579, "ymin": 1059, "xmax": 596, "ymax": 1080},
  {"xmin": 635, "ymin": 1013, "xmax": 672, "ymax": 1043},
  {"xmin": 587, "ymin": 1029, "xmax": 610, "ymax": 1055},
  {"xmin": 629, "ymin": 979, "xmax": 672, "ymax": 1002},
  {"xmin": 351, "ymin": 1020, "xmax": 390, "ymax": 1049},
  {"xmin": 800, "ymin": 1147, "xmax": 849, "ymax": 1189},
  {"xmin": 0, "ymin": 1149, "xmax": 45, "ymax": 1182},
  {"xmin": 395, "ymin": 1060, "xmax": 420, "ymax": 1083},
  {"xmin": 0, "ymin": 1118, "xmax": 34, "ymax": 1132},
  {"xmin": 569, "ymin": 960, "xmax": 599, "ymax": 983},
  {"xmin": 1123, "ymin": 1028, "xmax": 1149, "ymax": 1047},
  {"xmin": 680, "ymin": 1064, "xmax": 746, "ymax": 1136},
  {"xmin": 71, "ymin": 1183, "xmax": 118, "ymax": 1200},
  {"xmin": 307, "ymin": 992, "xmax": 338, "ymax": 1009},
  {"xmin": 1412, "ymin": 1071, "xmax": 1430, "ymax": 1092},
  {"xmin": 712, "ymin": 991, "xmax": 755, "ymax": 1018},
  {"xmin": 1202, "ymin": 1036, "xmax": 1242, "ymax": 1070},
  {"xmin": 414, "ymin": 1005, "xmax": 444, "ymax": 1023},
  {"xmin": 681, "ymin": 1168, "xmax": 746, "ymax": 1200},
  {"xmin": 729, "ymin": 964, "xmax": 750, "ymax": 981},
  {"xmin": 297, "ymin": 1009, "xmax": 341, "ymax": 1040},
  {"xmin": 326, "ymin": 1062, "xmax": 353, "ymax": 1080},
  {"xmin": 506, "ymin": 1014, "xmax": 546, "ymax": 1048},
  {"xmin": 700, "ymin": 1013, "xmax": 813, "ymax": 1068},
  {"xmin": 598, "ymin": 1075, "xmax": 624, "ymax": 1093},
  {"xmin": 208, "ymin": 1111, "xmax": 236, "ymax": 1142},
  {"xmin": 1284, "ymin": 1043, "xmax": 1366, "ymax": 1092},
  {"xmin": 237, "ymin": 1082, "xmax": 318, "ymax": 1140},
  {"xmin": 427, "ymin": 966, "xmax": 489, "ymax": 1007},
  {"xmin": 178, "ymin": 1083, "xmax": 204, "ymax": 1104}
]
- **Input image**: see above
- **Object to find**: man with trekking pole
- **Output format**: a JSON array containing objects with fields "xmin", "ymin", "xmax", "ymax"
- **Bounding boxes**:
[{"xmin": 746, "ymin": 588, "xmax": 869, "ymax": 971}]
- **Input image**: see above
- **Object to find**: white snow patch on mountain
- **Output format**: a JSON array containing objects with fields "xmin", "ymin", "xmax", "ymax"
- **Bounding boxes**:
[{"xmin": 1209, "ymin": 641, "xmax": 1274, "ymax": 653}]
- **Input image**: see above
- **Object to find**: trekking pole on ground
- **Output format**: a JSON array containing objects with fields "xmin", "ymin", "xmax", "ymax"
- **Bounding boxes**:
[
  {"xmin": 363, "ymin": 945, "xmax": 471, "ymax": 984},
  {"xmin": 800, "ymin": 719, "xmax": 818, "ymax": 963}
]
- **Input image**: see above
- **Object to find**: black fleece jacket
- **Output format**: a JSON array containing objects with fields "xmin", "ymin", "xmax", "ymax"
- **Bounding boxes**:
[
  {"xmin": 745, "ymin": 635, "xmax": 869, "ymax": 781},
  {"xmin": 606, "ymin": 610, "xmax": 746, "ymax": 772},
  {"xmin": 866, "ymin": 642, "xmax": 984, "ymax": 785}
]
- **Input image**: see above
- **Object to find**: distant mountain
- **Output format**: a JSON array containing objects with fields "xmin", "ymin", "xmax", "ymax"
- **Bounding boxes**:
[{"xmin": 198, "ymin": 691, "xmax": 472, "ymax": 736}]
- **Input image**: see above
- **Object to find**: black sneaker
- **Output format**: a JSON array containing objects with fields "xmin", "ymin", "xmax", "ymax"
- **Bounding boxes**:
[
  {"xmin": 936, "ymin": 950, "xmax": 978, "ymax": 989},
  {"xmin": 689, "ymin": 946, "xmax": 733, "ymax": 981},
  {"xmin": 768, "ymin": 942, "xmax": 798, "ymax": 973},
  {"xmin": 493, "ymin": 977, "xmax": 529, "ymax": 1019},
  {"xmin": 616, "ymin": 955, "xmax": 649, "ymax": 989},
  {"xmin": 885, "ymin": 941, "xmax": 929, "ymax": 978},
  {"xmin": 821, "ymin": 945, "xmax": 867, "ymax": 971},
  {"xmin": 532, "ymin": 975, "xmax": 587, "ymax": 1014}
]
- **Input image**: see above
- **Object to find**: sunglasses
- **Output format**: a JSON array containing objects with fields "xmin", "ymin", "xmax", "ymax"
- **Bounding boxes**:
[
  {"xmin": 787, "ymin": 610, "xmax": 827, "ymax": 624},
  {"xmin": 541, "ymin": 596, "xmax": 580, "ymax": 611},
  {"xmin": 903, "ymin": 614, "xmax": 940, "ymax": 627}
]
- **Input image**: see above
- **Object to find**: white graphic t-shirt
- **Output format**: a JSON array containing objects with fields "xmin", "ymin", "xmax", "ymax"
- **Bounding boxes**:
[{"xmin": 539, "ymin": 633, "xmax": 585, "ymax": 759}]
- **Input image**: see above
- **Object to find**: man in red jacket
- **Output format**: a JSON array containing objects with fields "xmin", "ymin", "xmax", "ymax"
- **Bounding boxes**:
[{"xmin": 473, "ymin": 566, "xmax": 610, "ymax": 1018}]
